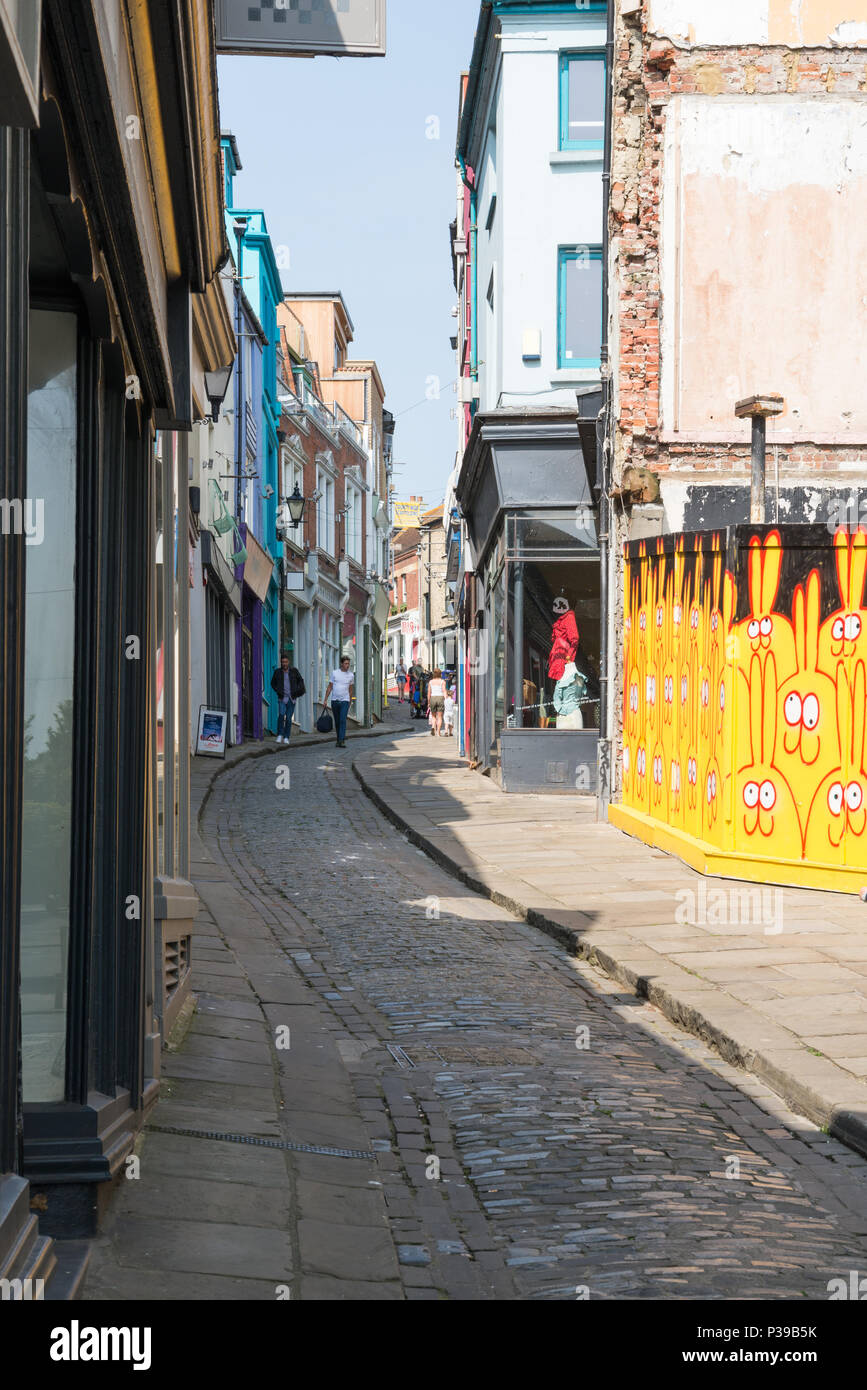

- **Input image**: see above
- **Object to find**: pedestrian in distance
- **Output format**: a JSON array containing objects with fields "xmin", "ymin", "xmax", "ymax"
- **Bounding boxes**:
[
  {"xmin": 395, "ymin": 659, "xmax": 407, "ymax": 703},
  {"xmin": 270, "ymin": 654, "xmax": 305, "ymax": 744},
  {"xmin": 324, "ymin": 655, "xmax": 354, "ymax": 748},
  {"xmin": 427, "ymin": 667, "xmax": 447, "ymax": 738},
  {"xmin": 444, "ymin": 687, "xmax": 455, "ymax": 738}
]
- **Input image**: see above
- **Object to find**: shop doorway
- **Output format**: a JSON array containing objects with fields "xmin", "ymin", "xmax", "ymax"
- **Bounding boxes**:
[{"xmin": 241, "ymin": 603, "xmax": 254, "ymax": 739}]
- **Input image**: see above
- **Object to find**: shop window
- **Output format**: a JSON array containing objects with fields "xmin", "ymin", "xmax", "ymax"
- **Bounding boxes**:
[
  {"xmin": 559, "ymin": 247, "xmax": 603, "ymax": 369},
  {"xmin": 560, "ymin": 51, "xmax": 606, "ymax": 151},
  {"xmin": 20, "ymin": 308, "xmax": 77, "ymax": 1101},
  {"xmin": 505, "ymin": 511, "xmax": 601, "ymax": 732}
]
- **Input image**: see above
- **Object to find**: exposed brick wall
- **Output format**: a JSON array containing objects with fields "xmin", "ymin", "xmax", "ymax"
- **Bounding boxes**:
[
  {"xmin": 610, "ymin": 8, "xmax": 867, "ymax": 483},
  {"xmin": 606, "ymin": 4, "xmax": 867, "ymax": 798}
]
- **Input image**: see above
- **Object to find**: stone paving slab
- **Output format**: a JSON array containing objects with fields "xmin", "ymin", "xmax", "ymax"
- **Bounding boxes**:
[
  {"xmin": 107, "ymin": 1216, "xmax": 293, "ymax": 1281},
  {"xmin": 353, "ymin": 737, "xmax": 867, "ymax": 1157}
]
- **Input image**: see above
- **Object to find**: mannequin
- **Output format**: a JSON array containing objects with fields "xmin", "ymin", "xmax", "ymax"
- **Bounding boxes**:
[
  {"xmin": 548, "ymin": 592, "xmax": 579, "ymax": 681},
  {"xmin": 553, "ymin": 660, "xmax": 587, "ymax": 729}
]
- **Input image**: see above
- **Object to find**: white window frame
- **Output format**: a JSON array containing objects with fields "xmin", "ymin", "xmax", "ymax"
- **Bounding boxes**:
[
  {"xmin": 345, "ymin": 481, "xmax": 363, "ymax": 564},
  {"xmin": 316, "ymin": 467, "xmax": 335, "ymax": 556}
]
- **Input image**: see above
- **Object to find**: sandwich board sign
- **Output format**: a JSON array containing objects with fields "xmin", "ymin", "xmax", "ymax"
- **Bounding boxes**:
[{"xmin": 215, "ymin": 0, "xmax": 386, "ymax": 58}]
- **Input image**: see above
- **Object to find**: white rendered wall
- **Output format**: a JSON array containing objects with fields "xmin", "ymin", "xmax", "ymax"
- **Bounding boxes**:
[
  {"xmin": 474, "ymin": 11, "xmax": 606, "ymax": 414},
  {"xmin": 647, "ymin": 0, "xmax": 867, "ymax": 48}
]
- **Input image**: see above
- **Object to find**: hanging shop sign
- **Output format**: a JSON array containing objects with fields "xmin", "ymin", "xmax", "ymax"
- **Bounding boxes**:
[
  {"xmin": 241, "ymin": 526, "xmax": 275, "ymax": 603},
  {"xmin": 215, "ymin": 0, "xmax": 386, "ymax": 58}
]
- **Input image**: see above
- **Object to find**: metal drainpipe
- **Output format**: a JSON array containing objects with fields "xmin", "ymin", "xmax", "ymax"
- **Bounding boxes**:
[
  {"xmin": 596, "ymin": 0, "xmax": 616, "ymax": 820},
  {"xmin": 234, "ymin": 221, "xmax": 246, "ymax": 527},
  {"xmin": 458, "ymin": 155, "xmax": 478, "ymax": 381}
]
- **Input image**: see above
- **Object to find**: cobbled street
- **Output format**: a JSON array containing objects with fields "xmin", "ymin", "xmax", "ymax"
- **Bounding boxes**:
[{"xmin": 202, "ymin": 734, "xmax": 867, "ymax": 1301}]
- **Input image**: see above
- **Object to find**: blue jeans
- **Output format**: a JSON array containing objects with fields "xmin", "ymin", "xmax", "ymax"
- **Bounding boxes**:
[
  {"xmin": 277, "ymin": 697, "xmax": 294, "ymax": 739},
  {"xmin": 332, "ymin": 700, "xmax": 350, "ymax": 744}
]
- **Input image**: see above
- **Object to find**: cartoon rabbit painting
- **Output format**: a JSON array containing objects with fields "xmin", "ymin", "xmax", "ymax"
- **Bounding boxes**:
[
  {"xmin": 803, "ymin": 661, "xmax": 865, "ymax": 866},
  {"xmin": 777, "ymin": 570, "xmax": 841, "ymax": 777},
  {"xmin": 621, "ymin": 522, "xmax": 867, "ymax": 886},
  {"xmin": 819, "ymin": 528, "xmax": 867, "ymax": 672},
  {"xmin": 736, "ymin": 531, "xmax": 796, "ymax": 681},
  {"xmin": 733, "ymin": 652, "xmax": 802, "ymax": 857}
]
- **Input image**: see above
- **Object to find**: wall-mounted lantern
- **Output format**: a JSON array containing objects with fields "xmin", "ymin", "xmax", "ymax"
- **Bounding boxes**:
[{"xmin": 204, "ymin": 365, "xmax": 233, "ymax": 423}]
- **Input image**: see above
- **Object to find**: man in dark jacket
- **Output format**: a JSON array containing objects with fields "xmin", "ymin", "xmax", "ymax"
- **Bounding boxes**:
[{"xmin": 270, "ymin": 655, "xmax": 305, "ymax": 744}]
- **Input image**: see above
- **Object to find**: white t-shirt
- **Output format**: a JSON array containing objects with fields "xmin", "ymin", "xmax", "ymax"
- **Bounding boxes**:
[{"xmin": 331, "ymin": 668, "xmax": 353, "ymax": 702}]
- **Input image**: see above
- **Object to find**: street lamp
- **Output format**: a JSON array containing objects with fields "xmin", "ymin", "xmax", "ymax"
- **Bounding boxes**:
[
  {"xmin": 286, "ymin": 484, "xmax": 306, "ymax": 527},
  {"xmin": 203, "ymin": 365, "xmax": 233, "ymax": 422}
]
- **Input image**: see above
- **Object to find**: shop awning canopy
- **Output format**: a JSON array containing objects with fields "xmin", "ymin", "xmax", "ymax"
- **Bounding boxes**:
[{"xmin": 455, "ymin": 398, "xmax": 602, "ymax": 565}]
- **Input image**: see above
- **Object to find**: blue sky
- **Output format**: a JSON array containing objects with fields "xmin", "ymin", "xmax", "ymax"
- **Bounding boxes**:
[{"xmin": 217, "ymin": 0, "xmax": 481, "ymax": 506}]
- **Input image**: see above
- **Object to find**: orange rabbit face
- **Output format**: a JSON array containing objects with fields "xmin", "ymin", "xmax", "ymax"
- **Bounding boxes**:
[{"xmin": 622, "ymin": 742, "xmax": 632, "ymax": 795}]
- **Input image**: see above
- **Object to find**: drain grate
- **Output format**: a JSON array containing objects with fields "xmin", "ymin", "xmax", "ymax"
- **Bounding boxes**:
[
  {"xmin": 393, "ymin": 1043, "xmax": 538, "ymax": 1069},
  {"xmin": 148, "ymin": 1123, "xmax": 372, "ymax": 1161},
  {"xmin": 386, "ymin": 1043, "xmax": 415, "ymax": 1069}
]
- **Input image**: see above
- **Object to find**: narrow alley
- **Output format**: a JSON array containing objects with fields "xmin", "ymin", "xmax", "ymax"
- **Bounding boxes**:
[{"xmin": 83, "ymin": 731, "xmax": 867, "ymax": 1301}]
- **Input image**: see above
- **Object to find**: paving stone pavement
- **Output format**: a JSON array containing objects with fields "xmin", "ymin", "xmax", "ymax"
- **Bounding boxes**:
[
  {"xmin": 178, "ymin": 732, "xmax": 867, "ymax": 1300},
  {"xmin": 354, "ymin": 735, "xmax": 867, "ymax": 1155}
]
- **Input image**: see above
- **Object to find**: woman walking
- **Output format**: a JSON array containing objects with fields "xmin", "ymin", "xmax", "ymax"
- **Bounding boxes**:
[
  {"xmin": 427, "ymin": 667, "xmax": 447, "ymax": 738},
  {"xmin": 324, "ymin": 655, "xmax": 354, "ymax": 748},
  {"xmin": 395, "ymin": 659, "xmax": 407, "ymax": 703}
]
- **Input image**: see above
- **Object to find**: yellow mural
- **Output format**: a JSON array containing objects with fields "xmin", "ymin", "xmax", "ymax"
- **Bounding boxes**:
[{"xmin": 612, "ymin": 526, "xmax": 867, "ymax": 893}]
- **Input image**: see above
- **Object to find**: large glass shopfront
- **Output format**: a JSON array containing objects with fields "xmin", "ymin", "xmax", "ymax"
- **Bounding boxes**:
[
  {"xmin": 482, "ymin": 509, "xmax": 601, "ymax": 792},
  {"xmin": 505, "ymin": 510, "xmax": 601, "ymax": 732},
  {"xmin": 20, "ymin": 309, "xmax": 77, "ymax": 1102}
]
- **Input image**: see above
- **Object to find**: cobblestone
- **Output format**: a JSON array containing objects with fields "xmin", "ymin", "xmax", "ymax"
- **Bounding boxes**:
[{"xmin": 202, "ymin": 736, "xmax": 867, "ymax": 1300}]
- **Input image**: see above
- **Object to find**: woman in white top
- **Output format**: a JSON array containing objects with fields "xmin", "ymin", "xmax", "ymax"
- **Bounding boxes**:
[{"xmin": 427, "ymin": 667, "xmax": 447, "ymax": 738}]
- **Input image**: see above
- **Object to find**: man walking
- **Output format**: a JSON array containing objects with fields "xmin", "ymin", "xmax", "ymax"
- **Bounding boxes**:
[
  {"xmin": 324, "ymin": 654, "xmax": 354, "ymax": 748},
  {"xmin": 271, "ymin": 654, "xmax": 305, "ymax": 744}
]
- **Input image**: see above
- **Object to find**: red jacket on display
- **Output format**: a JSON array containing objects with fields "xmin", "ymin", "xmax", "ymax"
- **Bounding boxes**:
[{"xmin": 548, "ymin": 609, "xmax": 579, "ymax": 681}]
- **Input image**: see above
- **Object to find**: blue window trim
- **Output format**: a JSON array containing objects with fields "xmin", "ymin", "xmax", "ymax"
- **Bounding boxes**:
[
  {"xmin": 559, "ymin": 51, "xmax": 606, "ymax": 152},
  {"xmin": 558, "ymin": 246, "xmax": 603, "ymax": 371}
]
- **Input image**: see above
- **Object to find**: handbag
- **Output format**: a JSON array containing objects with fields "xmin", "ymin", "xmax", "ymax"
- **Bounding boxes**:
[{"xmin": 316, "ymin": 706, "xmax": 334, "ymax": 734}]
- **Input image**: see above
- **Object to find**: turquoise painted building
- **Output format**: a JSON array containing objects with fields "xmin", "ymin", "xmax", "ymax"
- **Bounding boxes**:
[{"xmin": 222, "ymin": 134, "xmax": 284, "ymax": 736}]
